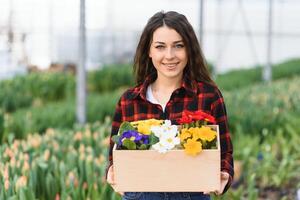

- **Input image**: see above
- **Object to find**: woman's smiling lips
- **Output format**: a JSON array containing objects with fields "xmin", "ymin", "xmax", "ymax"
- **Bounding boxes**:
[{"xmin": 162, "ymin": 62, "xmax": 180, "ymax": 68}]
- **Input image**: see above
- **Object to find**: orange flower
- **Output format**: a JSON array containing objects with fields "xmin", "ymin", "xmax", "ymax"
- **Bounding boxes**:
[{"xmin": 183, "ymin": 139, "xmax": 202, "ymax": 156}]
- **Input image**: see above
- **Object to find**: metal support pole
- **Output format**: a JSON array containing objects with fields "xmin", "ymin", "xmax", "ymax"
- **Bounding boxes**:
[
  {"xmin": 77, "ymin": 0, "xmax": 86, "ymax": 124},
  {"xmin": 263, "ymin": 0, "xmax": 273, "ymax": 82},
  {"xmin": 213, "ymin": 0, "xmax": 222, "ymax": 78},
  {"xmin": 199, "ymin": 0, "xmax": 204, "ymax": 45}
]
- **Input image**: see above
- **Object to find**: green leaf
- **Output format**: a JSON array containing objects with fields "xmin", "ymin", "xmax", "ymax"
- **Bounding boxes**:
[
  {"xmin": 118, "ymin": 122, "xmax": 135, "ymax": 135},
  {"xmin": 138, "ymin": 144, "xmax": 148, "ymax": 150},
  {"xmin": 112, "ymin": 135, "xmax": 120, "ymax": 144},
  {"xmin": 149, "ymin": 133, "xmax": 159, "ymax": 145},
  {"xmin": 37, "ymin": 161, "xmax": 48, "ymax": 170},
  {"xmin": 122, "ymin": 139, "xmax": 136, "ymax": 150},
  {"xmin": 8, "ymin": 196, "xmax": 18, "ymax": 200},
  {"xmin": 24, "ymin": 188, "xmax": 35, "ymax": 200},
  {"xmin": 18, "ymin": 188, "xmax": 26, "ymax": 200}
]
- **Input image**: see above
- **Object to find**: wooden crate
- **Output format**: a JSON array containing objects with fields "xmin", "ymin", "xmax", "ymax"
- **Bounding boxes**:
[{"xmin": 113, "ymin": 125, "xmax": 220, "ymax": 192}]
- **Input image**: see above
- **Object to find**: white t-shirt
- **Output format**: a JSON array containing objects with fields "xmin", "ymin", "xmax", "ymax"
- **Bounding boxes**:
[{"xmin": 146, "ymin": 85, "xmax": 166, "ymax": 112}]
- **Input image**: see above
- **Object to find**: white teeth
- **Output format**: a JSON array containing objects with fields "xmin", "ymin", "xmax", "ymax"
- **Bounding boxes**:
[{"xmin": 164, "ymin": 63, "xmax": 178, "ymax": 67}]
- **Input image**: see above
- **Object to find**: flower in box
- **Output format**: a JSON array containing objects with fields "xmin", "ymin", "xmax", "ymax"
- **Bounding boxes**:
[
  {"xmin": 112, "ymin": 119, "xmax": 180, "ymax": 153},
  {"xmin": 177, "ymin": 110, "xmax": 218, "ymax": 156},
  {"xmin": 150, "ymin": 120, "xmax": 180, "ymax": 153}
]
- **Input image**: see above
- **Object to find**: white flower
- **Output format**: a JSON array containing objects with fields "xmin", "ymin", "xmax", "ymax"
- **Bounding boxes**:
[
  {"xmin": 151, "ymin": 120, "xmax": 180, "ymax": 153},
  {"xmin": 151, "ymin": 120, "xmax": 178, "ymax": 138},
  {"xmin": 151, "ymin": 126, "xmax": 164, "ymax": 138},
  {"xmin": 160, "ymin": 135, "xmax": 180, "ymax": 150},
  {"xmin": 152, "ymin": 142, "xmax": 168, "ymax": 153}
]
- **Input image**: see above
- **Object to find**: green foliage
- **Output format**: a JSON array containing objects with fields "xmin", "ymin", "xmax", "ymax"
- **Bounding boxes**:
[
  {"xmin": 0, "ymin": 120, "xmax": 121, "ymax": 200},
  {"xmin": 0, "ymin": 73, "xmax": 75, "ymax": 113},
  {"xmin": 88, "ymin": 64, "xmax": 134, "ymax": 93},
  {"xmin": 216, "ymin": 58, "xmax": 300, "ymax": 91},
  {"xmin": 212, "ymin": 120, "xmax": 300, "ymax": 199},
  {"xmin": 1, "ymin": 90, "xmax": 122, "ymax": 141},
  {"xmin": 225, "ymin": 76, "xmax": 300, "ymax": 136},
  {"xmin": 272, "ymin": 58, "xmax": 300, "ymax": 79},
  {"xmin": 118, "ymin": 122, "xmax": 135, "ymax": 135},
  {"xmin": 122, "ymin": 139, "xmax": 136, "ymax": 150},
  {"xmin": 0, "ymin": 110, "xmax": 4, "ymax": 141},
  {"xmin": 3, "ymin": 74, "xmax": 300, "ymax": 142},
  {"xmin": 0, "ymin": 64, "xmax": 133, "ymax": 113}
]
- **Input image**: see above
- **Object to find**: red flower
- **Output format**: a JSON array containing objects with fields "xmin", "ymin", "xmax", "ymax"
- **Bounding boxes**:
[
  {"xmin": 193, "ymin": 110, "xmax": 216, "ymax": 124},
  {"xmin": 177, "ymin": 110, "xmax": 216, "ymax": 124},
  {"xmin": 177, "ymin": 113, "xmax": 193, "ymax": 124}
]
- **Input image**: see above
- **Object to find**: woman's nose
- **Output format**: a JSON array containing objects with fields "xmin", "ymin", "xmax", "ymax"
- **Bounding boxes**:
[{"xmin": 165, "ymin": 48, "xmax": 175, "ymax": 59}]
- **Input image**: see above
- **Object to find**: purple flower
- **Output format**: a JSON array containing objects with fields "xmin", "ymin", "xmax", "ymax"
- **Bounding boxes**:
[
  {"xmin": 141, "ymin": 135, "xmax": 149, "ymax": 144},
  {"xmin": 118, "ymin": 130, "xmax": 150, "ymax": 147},
  {"xmin": 119, "ymin": 130, "xmax": 141, "ymax": 144}
]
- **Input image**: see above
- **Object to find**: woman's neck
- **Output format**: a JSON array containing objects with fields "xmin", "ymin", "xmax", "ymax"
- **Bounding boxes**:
[{"xmin": 151, "ymin": 75, "xmax": 182, "ymax": 94}]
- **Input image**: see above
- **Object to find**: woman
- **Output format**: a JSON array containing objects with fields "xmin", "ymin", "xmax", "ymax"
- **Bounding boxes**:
[{"xmin": 106, "ymin": 11, "xmax": 234, "ymax": 200}]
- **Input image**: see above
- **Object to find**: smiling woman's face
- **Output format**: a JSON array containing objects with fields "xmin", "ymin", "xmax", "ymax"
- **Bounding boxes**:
[{"xmin": 149, "ymin": 26, "xmax": 188, "ymax": 81}]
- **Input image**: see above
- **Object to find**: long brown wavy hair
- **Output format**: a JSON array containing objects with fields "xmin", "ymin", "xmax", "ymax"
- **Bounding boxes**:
[{"xmin": 133, "ymin": 11, "xmax": 215, "ymax": 86}]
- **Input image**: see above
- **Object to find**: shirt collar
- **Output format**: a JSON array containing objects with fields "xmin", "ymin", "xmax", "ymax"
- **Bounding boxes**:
[{"xmin": 130, "ymin": 73, "xmax": 198, "ymax": 100}]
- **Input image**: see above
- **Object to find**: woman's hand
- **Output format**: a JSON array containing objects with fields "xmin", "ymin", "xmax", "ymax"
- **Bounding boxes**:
[
  {"xmin": 204, "ymin": 171, "xmax": 230, "ymax": 196},
  {"xmin": 106, "ymin": 165, "xmax": 124, "ymax": 196}
]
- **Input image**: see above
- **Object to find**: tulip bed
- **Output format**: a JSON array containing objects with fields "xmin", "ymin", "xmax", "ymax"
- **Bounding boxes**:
[
  {"xmin": 0, "ymin": 119, "xmax": 121, "ymax": 200},
  {"xmin": 225, "ymin": 76, "xmax": 300, "ymax": 136},
  {"xmin": 1, "ymin": 118, "xmax": 299, "ymax": 199}
]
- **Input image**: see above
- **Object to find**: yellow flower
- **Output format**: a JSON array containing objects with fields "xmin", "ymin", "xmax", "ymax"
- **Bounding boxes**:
[
  {"xmin": 179, "ymin": 128, "xmax": 192, "ymax": 142},
  {"xmin": 183, "ymin": 139, "xmax": 202, "ymax": 156},
  {"xmin": 188, "ymin": 127, "xmax": 202, "ymax": 140},
  {"xmin": 198, "ymin": 126, "xmax": 217, "ymax": 142},
  {"xmin": 147, "ymin": 119, "xmax": 164, "ymax": 126},
  {"xmin": 133, "ymin": 119, "xmax": 163, "ymax": 135},
  {"xmin": 131, "ymin": 119, "xmax": 163, "ymax": 126},
  {"xmin": 137, "ymin": 122, "xmax": 151, "ymax": 135}
]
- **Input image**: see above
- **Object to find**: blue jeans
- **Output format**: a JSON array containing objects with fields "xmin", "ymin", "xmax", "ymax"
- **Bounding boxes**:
[{"xmin": 122, "ymin": 192, "xmax": 211, "ymax": 200}]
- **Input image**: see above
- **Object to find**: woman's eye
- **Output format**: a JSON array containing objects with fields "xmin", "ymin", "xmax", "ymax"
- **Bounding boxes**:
[
  {"xmin": 155, "ymin": 45, "xmax": 165, "ymax": 49},
  {"xmin": 175, "ymin": 44, "xmax": 184, "ymax": 48}
]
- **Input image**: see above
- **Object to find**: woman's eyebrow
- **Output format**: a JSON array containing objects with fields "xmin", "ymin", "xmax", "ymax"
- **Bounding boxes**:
[
  {"xmin": 153, "ymin": 41, "xmax": 165, "ymax": 44},
  {"xmin": 153, "ymin": 40, "xmax": 183, "ymax": 44},
  {"xmin": 173, "ymin": 40, "xmax": 183, "ymax": 44}
]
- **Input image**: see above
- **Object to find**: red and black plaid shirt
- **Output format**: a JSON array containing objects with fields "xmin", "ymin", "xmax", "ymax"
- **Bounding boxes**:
[{"xmin": 107, "ymin": 74, "xmax": 234, "ymax": 192}]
